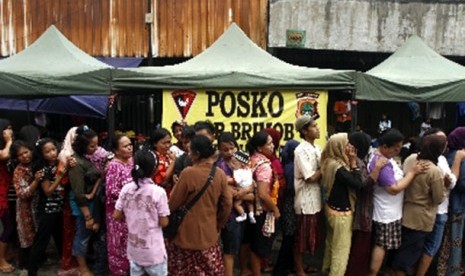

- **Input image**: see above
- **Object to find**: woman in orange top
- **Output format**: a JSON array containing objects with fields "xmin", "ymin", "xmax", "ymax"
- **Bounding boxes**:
[{"xmin": 150, "ymin": 128, "xmax": 176, "ymax": 197}]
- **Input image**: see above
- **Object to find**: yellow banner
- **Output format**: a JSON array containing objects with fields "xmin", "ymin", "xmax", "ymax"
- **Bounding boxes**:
[{"xmin": 162, "ymin": 89, "xmax": 328, "ymax": 149}]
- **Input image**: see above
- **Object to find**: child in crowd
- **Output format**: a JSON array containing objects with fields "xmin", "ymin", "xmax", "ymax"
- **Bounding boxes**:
[
  {"xmin": 114, "ymin": 150, "xmax": 170, "ymax": 276},
  {"xmin": 169, "ymin": 120, "xmax": 187, "ymax": 158},
  {"xmin": 232, "ymin": 150, "xmax": 256, "ymax": 224},
  {"xmin": 419, "ymin": 118, "xmax": 432, "ymax": 137},
  {"xmin": 11, "ymin": 140, "xmax": 43, "ymax": 273},
  {"xmin": 172, "ymin": 126, "xmax": 195, "ymax": 185},
  {"xmin": 28, "ymin": 138, "xmax": 66, "ymax": 276},
  {"xmin": 378, "ymin": 113, "xmax": 391, "ymax": 134}
]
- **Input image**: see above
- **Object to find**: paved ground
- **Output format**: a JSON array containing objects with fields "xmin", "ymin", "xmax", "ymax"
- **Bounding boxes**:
[
  {"xmin": 0, "ymin": 243, "xmax": 61, "ymax": 276},
  {"xmin": 0, "ymin": 232, "xmax": 324, "ymax": 276},
  {"xmin": 0, "ymin": 232, "xmax": 442, "ymax": 276}
]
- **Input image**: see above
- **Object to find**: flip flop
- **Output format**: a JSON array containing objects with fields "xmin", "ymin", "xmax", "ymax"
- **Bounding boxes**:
[
  {"xmin": 305, "ymin": 266, "xmax": 319, "ymax": 273},
  {"xmin": 0, "ymin": 264, "xmax": 15, "ymax": 273}
]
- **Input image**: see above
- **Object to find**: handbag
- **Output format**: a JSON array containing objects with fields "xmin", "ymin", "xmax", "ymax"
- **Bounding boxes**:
[{"xmin": 163, "ymin": 165, "xmax": 216, "ymax": 239}]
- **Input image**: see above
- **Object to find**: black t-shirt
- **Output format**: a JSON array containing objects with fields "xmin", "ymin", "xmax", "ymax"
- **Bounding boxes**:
[
  {"xmin": 174, "ymin": 153, "xmax": 192, "ymax": 176},
  {"xmin": 37, "ymin": 162, "xmax": 64, "ymax": 214},
  {"xmin": 327, "ymin": 167, "xmax": 363, "ymax": 212}
]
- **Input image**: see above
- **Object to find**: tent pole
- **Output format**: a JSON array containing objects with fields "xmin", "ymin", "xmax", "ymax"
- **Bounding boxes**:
[
  {"xmin": 351, "ymin": 89, "xmax": 357, "ymax": 133},
  {"xmin": 108, "ymin": 93, "xmax": 116, "ymax": 149},
  {"xmin": 26, "ymin": 100, "xmax": 31, "ymax": 124}
]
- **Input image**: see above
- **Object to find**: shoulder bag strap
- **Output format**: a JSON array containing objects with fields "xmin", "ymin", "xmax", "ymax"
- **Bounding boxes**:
[{"xmin": 185, "ymin": 165, "xmax": 217, "ymax": 211}]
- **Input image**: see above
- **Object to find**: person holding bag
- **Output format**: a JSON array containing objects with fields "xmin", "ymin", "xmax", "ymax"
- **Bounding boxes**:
[{"xmin": 167, "ymin": 135, "xmax": 232, "ymax": 276}]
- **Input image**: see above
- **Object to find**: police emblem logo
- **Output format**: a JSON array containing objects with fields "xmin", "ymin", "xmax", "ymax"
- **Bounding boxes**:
[
  {"xmin": 172, "ymin": 90, "xmax": 196, "ymax": 119},
  {"xmin": 295, "ymin": 92, "xmax": 320, "ymax": 119}
]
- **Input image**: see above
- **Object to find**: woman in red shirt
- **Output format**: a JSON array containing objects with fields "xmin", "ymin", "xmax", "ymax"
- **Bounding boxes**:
[{"xmin": 150, "ymin": 128, "xmax": 175, "ymax": 197}]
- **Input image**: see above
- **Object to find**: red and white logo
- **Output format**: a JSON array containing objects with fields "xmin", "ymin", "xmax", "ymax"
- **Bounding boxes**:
[{"xmin": 171, "ymin": 90, "xmax": 196, "ymax": 119}]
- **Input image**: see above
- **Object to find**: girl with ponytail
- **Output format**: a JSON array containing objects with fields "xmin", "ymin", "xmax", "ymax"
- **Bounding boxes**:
[{"xmin": 113, "ymin": 150, "xmax": 170, "ymax": 276}]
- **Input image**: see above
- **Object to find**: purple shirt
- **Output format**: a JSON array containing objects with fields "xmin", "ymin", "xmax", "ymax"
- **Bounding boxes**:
[
  {"xmin": 369, "ymin": 152, "xmax": 404, "ymax": 223},
  {"xmin": 216, "ymin": 156, "xmax": 238, "ymax": 219},
  {"xmin": 115, "ymin": 177, "xmax": 170, "ymax": 266},
  {"xmin": 216, "ymin": 157, "xmax": 233, "ymax": 178},
  {"xmin": 369, "ymin": 153, "xmax": 396, "ymax": 187}
]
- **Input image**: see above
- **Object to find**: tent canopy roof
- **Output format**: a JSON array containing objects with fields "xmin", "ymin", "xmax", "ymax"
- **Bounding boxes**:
[
  {"xmin": 114, "ymin": 23, "xmax": 354, "ymax": 90},
  {"xmin": 0, "ymin": 25, "xmax": 112, "ymax": 97},
  {"xmin": 356, "ymin": 35, "xmax": 465, "ymax": 102},
  {"xmin": 0, "ymin": 96, "xmax": 108, "ymax": 118},
  {"xmin": 0, "ymin": 25, "xmax": 110, "ymax": 77}
]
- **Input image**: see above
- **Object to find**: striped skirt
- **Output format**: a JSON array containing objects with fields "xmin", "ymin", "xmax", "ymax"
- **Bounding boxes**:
[{"xmin": 295, "ymin": 212, "xmax": 324, "ymax": 255}]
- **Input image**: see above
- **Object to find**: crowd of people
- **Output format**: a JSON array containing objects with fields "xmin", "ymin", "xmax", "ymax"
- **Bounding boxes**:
[{"xmin": 0, "ymin": 115, "xmax": 464, "ymax": 276}]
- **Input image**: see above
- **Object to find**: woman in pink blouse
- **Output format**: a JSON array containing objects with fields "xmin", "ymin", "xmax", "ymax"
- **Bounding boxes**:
[
  {"xmin": 105, "ymin": 135, "xmax": 134, "ymax": 276},
  {"xmin": 246, "ymin": 131, "xmax": 281, "ymax": 276}
]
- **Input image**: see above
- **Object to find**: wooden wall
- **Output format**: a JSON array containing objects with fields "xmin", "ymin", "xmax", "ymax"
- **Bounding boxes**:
[
  {"xmin": 0, "ymin": 0, "xmax": 148, "ymax": 57},
  {"xmin": 0, "ymin": 0, "xmax": 268, "ymax": 58},
  {"xmin": 156, "ymin": 0, "xmax": 268, "ymax": 57}
]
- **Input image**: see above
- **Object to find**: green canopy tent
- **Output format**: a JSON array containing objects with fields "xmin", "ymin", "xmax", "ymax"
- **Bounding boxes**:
[
  {"xmin": 113, "ymin": 23, "xmax": 355, "ymax": 90},
  {"xmin": 356, "ymin": 35, "xmax": 465, "ymax": 102},
  {"xmin": 0, "ymin": 25, "xmax": 113, "ymax": 97},
  {"xmin": 0, "ymin": 25, "xmax": 116, "ymax": 140}
]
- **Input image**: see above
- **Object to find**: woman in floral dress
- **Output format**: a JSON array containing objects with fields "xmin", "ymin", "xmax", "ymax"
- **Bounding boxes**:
[
  {"xmin": 105, "ymin": 135, "xmax": 133, "ymax": 275},
  {"xmin": 11, "ymin": 140, "xmax": 43, "ymax": 272}
]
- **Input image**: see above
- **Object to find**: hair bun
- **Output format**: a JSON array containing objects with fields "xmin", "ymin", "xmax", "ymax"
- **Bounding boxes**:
[
  {"xmin": 133, "ymin": 164, "xmax": 145, "ymax": 178},
  {"xmin": 76, "ymin": 124, "xmax": 90, "ymax": 135}
]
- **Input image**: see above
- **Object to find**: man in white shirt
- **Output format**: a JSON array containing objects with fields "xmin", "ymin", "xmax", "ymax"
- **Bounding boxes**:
[{"xmin": 293, "ymin": 115, "xmax": 322, "ymax": 275}]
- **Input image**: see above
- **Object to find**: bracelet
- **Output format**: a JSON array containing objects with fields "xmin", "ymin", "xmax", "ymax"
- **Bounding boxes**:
[{"xmin": 85, "ymin": 215, "xmax": 93, "ymax": 221}]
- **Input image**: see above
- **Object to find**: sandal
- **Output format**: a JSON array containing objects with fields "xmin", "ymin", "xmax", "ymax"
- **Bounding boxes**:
[
  {"xmin": 80, "ymin": 271, "xmax": 94, "ymax": 276},
  {"xmin": 239, "ymin": 269, "xmax": 253, "ymax": 276},
  {"xmin": 305, "ymin": 266, "xmax": 319, "ymax": 273},
  {"xmin": 0, "ymin": 264, "xmax": 15, "ymax": 273}
]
